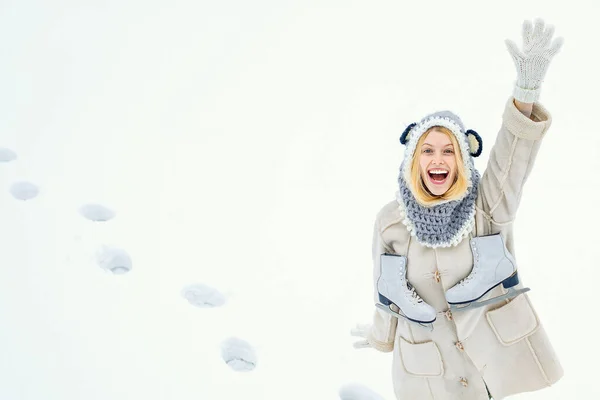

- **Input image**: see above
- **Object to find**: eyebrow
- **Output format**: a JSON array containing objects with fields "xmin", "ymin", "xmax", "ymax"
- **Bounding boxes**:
[{"xmin": 423, "ymin": 143, "xmax": 454, "ymax": 147}]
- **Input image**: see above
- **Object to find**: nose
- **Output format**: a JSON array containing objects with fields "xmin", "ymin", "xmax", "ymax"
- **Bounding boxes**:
[{"xmin": 432, "ymin": 151, "xmax": 444, "ymax": 165}]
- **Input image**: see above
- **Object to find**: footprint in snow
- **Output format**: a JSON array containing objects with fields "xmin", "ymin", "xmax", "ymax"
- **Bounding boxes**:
[
  {"xmin": 181, "ymin": 283, "xmax": 226, "ymax": 308},
  {"xmin": 10, "ymin": 181, "xmax": 39, "ymax": 200},
  {"xmin": 95, "ymin": 245, "xmax": 132, "ymax": 275},
  {"xmin": 338, "ymin": 383, "xmax": 385, "ymax": 400},
  {"xmin": 79, "ymin": 204, "xmax": 116, "ymax": 222},
  {"xmin": 220, "ymin": 337, "xmax": 257, "ymax": 372}
]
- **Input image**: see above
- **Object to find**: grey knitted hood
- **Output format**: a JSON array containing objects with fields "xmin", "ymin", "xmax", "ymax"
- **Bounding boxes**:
[{"xmin": 396, "ymin": 110, "xmax": 483, "ymax": 248}]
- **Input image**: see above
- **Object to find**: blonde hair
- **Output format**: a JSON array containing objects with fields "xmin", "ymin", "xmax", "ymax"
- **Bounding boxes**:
[{"xmin": 409, "ymin": 126, "xmax": 469, "ymax": 206}]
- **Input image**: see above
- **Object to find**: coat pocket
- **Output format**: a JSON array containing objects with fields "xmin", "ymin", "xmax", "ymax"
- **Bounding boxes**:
[
  {"xmin": 398, "ymin": 336, "xmax": 444, "ymax": 377},
  {"xmin": 486, "ymin": 293, "xmax": 540, "ymax": 346}
]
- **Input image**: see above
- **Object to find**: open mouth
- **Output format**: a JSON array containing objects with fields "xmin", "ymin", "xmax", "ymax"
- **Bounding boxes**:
[{"xmin": 427, "ymin": 169, "xmax": 449, "ymax": 185}]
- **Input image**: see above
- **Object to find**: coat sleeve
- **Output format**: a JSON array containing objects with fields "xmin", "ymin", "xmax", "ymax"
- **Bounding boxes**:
[
  {"xmin": 366, "ymin": 218, "xmax": 399, "ymax": 352},
  {"xmin": 478, "ymin": 97, "xmax": 553, "ymax": 229}
]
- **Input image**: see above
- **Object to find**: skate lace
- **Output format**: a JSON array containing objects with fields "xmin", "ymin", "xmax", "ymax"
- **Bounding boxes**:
[
  {"xmin": 458, "ymin": 240, "xmax": 479, "ymax": 286},
  {"xmin": 406, "ymin": 282, "xmax": 423, "ymax": 304}
]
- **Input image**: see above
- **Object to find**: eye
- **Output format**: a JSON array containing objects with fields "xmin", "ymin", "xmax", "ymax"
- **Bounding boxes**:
[
  {"xmin": 444, "ymin": 149, "xmax": 454, "ymax": 154},
  {"xmin": 423, "ymin": 148, "xmax": 432, "ymax": 153}
]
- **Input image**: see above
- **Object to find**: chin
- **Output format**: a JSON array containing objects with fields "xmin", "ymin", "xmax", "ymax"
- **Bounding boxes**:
[{"xmin": 428, "ymin": 187, "xmax": 449, "ymax": 196}]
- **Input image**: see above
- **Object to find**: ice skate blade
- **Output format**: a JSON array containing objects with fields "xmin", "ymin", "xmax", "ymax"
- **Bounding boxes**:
[
  {"xmin": 449, "ymin": 287, "xmax": 530, "ymax": 312},
  {"xmin": 375, "ymin": 303, "xmax": 435, "ymax": 331}
]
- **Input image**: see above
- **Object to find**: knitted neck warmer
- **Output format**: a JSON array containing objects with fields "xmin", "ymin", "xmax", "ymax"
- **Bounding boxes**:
[
  {"xmin": 396, "ymin": 168, "xmax": 480, "ymax": 248},
  {"xmin": 396, "ymin": 110, "xmax": 483, "ymax": 248}
]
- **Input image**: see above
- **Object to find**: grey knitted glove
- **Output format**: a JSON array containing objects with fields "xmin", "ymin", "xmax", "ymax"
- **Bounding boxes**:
[
  {"xmin": 350, "ymin": 323, "xmax": 372, "ymax": 349},
  {"xmin": 505, "ymin": 18, "xmax": 563, "ymax": 103}
]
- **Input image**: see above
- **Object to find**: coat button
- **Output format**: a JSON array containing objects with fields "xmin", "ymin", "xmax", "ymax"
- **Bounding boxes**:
[
  {"xmin": 459, "ymin": 377, "xmax": 468, "ymax": 387},
  {"xmin": 434, "ymin": 270, "xmax": 441, "ymax": 283},
  {"xmin": 455, "ymin": 341, "xmax": 464, "ymax": 351},
  {"xmin": 445, "ymin": 309, "xmax": 453, "ymax": 321}
]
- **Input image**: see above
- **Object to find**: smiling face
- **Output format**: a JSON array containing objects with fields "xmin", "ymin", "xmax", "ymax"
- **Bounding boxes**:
[{"xmin": 418, "ymin": 128, "xmax": 458, "ymax": 196}]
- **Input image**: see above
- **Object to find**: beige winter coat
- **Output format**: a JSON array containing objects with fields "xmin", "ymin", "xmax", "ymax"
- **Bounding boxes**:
[{"xmin": 368, "ymin": 97, "xmax": 563, "ymax": 400}]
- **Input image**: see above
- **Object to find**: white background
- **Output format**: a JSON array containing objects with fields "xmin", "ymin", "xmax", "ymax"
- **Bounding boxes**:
[{"xmin": 1, "ymin": 0, "xmax": 599, "ymax": 399}]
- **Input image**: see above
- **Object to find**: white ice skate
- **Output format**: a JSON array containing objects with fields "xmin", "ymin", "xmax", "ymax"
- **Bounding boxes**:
[
  {"xmin": 376, "ymin": 253, "xmax": 437, "ymax": 329},
  {"xmin": 445, "ymin": 233, "xmax": 530, "ymax": 311}
]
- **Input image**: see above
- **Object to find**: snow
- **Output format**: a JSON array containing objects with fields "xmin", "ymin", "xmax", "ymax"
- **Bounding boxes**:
[
  {"xmin": 95, "ymin": 245, "xmax": 133, "ymax": 275},
  {"xmin": 220, "ymin": 337, "xmax": 258, "ymax": 372},
  {"xmin": 0, "ymin": 147, "xmax": 17, "ymax": 162},
  {"xmin": 9, "ymin": 181, "xmax": 40, "ymax": 200},
  {"xmin": 339, "ymin": 383, "xmax": 385, "ymax": 400},
  {"xmin": 79, "ymin": 203, "xmax": 116, "ymax": 222},
  {"xmin": 0, "ymin": 1, "xmax": 598, "ymax": 400},
  {"xmin": 181, "ymin": 283, "xmax": 227, "ymax": 308}
]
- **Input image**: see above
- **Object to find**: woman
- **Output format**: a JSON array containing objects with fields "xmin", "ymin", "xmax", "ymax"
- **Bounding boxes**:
[{"xmin": 351, "ymin": 19, "xmax": 564, "ymax": 400}]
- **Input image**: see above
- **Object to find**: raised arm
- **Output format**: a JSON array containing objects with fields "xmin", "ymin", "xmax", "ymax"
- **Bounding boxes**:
[
  {"xmin": 478, "ymin": 97, "xmax": 551, "ymax": 228},
  {"xmin": 477, "ymin": 19, "xmax": 563, "ymax": 229},
  {"xmin": 514, "ymin": 99, "xmax": 533, "ymax": 118}
]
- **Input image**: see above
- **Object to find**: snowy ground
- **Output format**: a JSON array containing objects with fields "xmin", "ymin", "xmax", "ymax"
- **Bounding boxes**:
[{"xmin": 1, "ymin": 1, "xmax": 599, "ymax": 399}]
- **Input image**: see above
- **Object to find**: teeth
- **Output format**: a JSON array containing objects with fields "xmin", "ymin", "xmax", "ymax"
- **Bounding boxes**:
[{"xmin": 429, "ymin": 170, "xmax": 448, "ymax": 174}]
